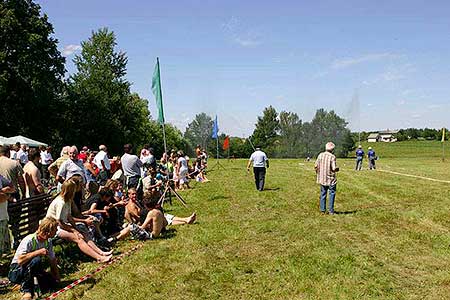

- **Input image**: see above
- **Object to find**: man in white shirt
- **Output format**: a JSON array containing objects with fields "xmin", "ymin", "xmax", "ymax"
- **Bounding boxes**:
[
  {"xmin": 17, "ymin": 144, "xmax": 29, "ymax": 166},
  {"xmin": 56, "ymin": 146, "xmax": 87, "ymax": 183},
  {"xmin": 246, "ymin": 147, "xmax": 269, "ymax": 191},
  {"xmin": 94, "ymin": 145, "xmax": 110, "ymax": 185},
  {"xmin": 40, "ymin": 146, "xmax": 53, "ymax": 180}
]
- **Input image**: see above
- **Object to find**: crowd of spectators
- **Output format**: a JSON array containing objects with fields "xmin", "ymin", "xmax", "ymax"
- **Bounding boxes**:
[{"xmin": 0, "ymin": 142, "xmax": 208, "ymax": 300}]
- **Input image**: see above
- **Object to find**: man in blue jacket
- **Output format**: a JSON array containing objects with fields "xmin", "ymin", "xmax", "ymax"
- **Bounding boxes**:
[
  {"xmin": 367, "ymin": 147, "xmax": 377, "ymax": 170},
  {"xmin": 355, "ymin": 145, "xmax": 364, "ymax": 171}
]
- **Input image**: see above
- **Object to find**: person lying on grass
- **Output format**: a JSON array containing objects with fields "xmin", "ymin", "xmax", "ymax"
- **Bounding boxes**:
[
  {"xmin": 108, "ymin": 193, "xmax": 196, "ymax": 242},
  {"xmin": 45, "ymin": 179, "xmax": 113, "ymax": 263},
  {"xmin": 8, "ymin": 217, "xmax": 60, "ymax": 300}
]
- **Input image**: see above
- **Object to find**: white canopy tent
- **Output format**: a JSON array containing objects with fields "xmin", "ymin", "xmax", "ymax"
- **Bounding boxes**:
[{"xmin": 1, "ymin": 135, "xmax": 48, "ymax": 147}]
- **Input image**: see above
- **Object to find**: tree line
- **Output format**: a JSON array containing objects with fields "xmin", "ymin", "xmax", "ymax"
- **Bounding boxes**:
[
  {"xmin": 2, "ymin": 1, "xmax": 444, "ymax": 159},
  {"xmin": 183, "ymin": 107, "xmax": 355, "ymax": 159}
]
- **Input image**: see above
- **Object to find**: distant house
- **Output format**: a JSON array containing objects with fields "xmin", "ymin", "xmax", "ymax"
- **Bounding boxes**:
[
  {"xmin": 367, "ymin": 133, "xmax": 380, "ymax": 143},
  {"xmin": 367, "ymin": 130, "xmax": 399, "ymax": 143}
]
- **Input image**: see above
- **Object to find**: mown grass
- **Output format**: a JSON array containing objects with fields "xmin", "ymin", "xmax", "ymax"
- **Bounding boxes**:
[{"xmin": 4, "ymin": 141, "xmax": 450, "ymax": 300}]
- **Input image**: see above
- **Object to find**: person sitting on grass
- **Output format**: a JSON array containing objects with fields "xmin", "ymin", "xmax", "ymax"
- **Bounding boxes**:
[
  {"xmin": 194, "ymin": 157, "xmax": 209, "ymax": 183},
  {"xmin": 124, "ymin": 187, "xmax": 141, "ymax": 224},
  {"xmin": 45, "ymin": 180, "xmax": 113, "ymax": 263},
  {"xmin": 8, "ymin": 217, "xmax": 60, "ymax": 300},
  {"xmin": 108, "ymin": 194, "xmax": 196, "ymax": 242}
]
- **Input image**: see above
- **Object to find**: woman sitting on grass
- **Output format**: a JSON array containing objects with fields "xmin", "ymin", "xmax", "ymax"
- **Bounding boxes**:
[{"xmin": 45, "ymin": 179, "xmax": 113, "ymax": 263}]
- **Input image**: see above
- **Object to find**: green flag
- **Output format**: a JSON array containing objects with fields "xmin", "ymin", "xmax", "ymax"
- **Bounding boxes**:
[{"xmin": 152, "ymin": 57, "xmax": 165, "ymax": 124}]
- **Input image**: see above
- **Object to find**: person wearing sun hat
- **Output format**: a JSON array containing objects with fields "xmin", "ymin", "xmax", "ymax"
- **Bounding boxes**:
[{"xmin": 367, "ymin": 146, "xmax": 377, "ymax": 170}]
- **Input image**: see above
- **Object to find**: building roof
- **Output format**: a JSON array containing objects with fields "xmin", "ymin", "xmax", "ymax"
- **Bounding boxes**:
[{"xmin": 367, "ymin": 133, "xmax": 379, "ymax": 139}]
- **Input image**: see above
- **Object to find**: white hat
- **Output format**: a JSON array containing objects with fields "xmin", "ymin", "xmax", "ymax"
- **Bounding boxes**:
[
  {"xmin": 325, "ymin": 142, "xmax": 335, "ymax": 151},
  {"xmin": 368, "ymin": 147, "xmax": 372, "ymax": 150}
]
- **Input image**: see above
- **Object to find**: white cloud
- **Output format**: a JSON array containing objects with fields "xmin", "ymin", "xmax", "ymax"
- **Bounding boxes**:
[
  {"xmin": 363, "ymin": 64, "xmax": 414, "ymax": 86},
  {"xmin": 62, "ymin": 44, "xmax": 81, "ymax": 56},
  {"xmin": 222, "ymin": 16, "xmax": 262, "ymax": 48},
  {"xmin": 332, "ymin": 53, "xmax": 399, "ymax": 70},
  {"xmin": 427, "ymin": 104, "xmax": 441, "ymax": 109}
]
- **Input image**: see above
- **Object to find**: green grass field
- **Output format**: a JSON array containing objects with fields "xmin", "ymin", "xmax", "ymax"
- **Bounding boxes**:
[{"xmin": 4, "ymin": 141, "xmax": 450, "ymax": 300}]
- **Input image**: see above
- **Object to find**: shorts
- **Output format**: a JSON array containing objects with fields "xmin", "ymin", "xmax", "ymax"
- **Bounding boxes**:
[
  {"xmin": 130, "ymin": 224, "xmax": 152, "ymax": 241},
  {"xmin": 164, "ymin": 214, "xmax": 174, "ymax": 226}
]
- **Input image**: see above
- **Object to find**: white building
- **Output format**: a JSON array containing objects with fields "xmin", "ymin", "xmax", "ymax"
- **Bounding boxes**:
[{"xmin": 367, "ymin": 130, "xmax": 399, "ymax": 143}]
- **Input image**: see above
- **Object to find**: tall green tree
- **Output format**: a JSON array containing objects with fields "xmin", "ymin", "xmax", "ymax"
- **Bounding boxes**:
[
  {"xmin": 278, "ymin": 111, "xmax": 303, "ymax": 158},
  {"xmin": 184, "ymin": 113, "xmax": 214, "ymax": 151},
  {"xmin": 65, "ymin": 28, "xmax": 145, "ymax": 153},
  {"xmin": 0, "ymin": 0, "xmax": 65, "ymax": 142},
  {"xmin": 251, "ymin": 106, "xmax": 279, "ymax": 154},
  {"xmin": 304, "ymin": 109, "xmax": 353, "ymax": 157}
]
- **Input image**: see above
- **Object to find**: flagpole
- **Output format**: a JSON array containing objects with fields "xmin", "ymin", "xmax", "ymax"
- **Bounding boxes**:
[
  {"xmin": 156, "ymin": 57, "xmax": 167, "ymax": 154},
  {"xmin": 216, "ymin": 137, "xmax": 219, "ymax": 160}
]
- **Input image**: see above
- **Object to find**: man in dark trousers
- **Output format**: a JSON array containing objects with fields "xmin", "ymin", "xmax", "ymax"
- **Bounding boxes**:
[{"xmin": 246, "ymin": 147, "xmax": 269, "ymax": 191}]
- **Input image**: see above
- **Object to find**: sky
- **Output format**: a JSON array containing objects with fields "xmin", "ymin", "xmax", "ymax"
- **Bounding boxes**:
[{"xmin": 36, "ymin": 0, "xmax": 450, "ymax": 137}]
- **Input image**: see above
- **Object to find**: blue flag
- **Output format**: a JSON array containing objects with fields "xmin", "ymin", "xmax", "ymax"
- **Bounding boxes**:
[{"xmin": 212, "ymin": 115, "xmax": 219, "ymax": 139}]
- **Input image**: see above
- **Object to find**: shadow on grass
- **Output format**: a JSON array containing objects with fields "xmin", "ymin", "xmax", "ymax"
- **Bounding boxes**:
[
  {"xmin": 208, "ymin": 195, "xmax": 230, "ymax": 201},
  {"xmin": 334, "ymin": 210, "xmax": 357, "ymax": 215},
  {"xmin": 161, "ymin": 228, "xmax": 177, "ymax": 239},
  {"xmin": 263, "ymin": 187, "xmax": 280, "ymax": 191}
]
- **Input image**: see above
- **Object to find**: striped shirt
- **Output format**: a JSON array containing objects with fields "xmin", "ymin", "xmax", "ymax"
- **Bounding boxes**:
[{"xmin": 315, "ymin": 151, "xmax": 338, "ymax": 186}]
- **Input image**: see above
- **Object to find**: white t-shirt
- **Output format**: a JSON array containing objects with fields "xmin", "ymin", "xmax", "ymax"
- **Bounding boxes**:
[
  {"xmin": 249, "ymin": 150, "xmax": 268, "ymax": 168},
  {"xmin": 0, "ymin": 175, "xmax": 11, "ymax": 221},
  {"xmin": 40, "ymin": 151, "xmax": 53, "ymax": 165},
  {"xmin": 10, "ymin": 150, "xmax": 17, "ymax": 160},
  {"xmin": 94, "ymin": 150, "xmax": 110, "ymax": 171},
  {"xmin": 11, "ymin": 233, "xmax": 55, "ymax": 264},
  {"xmin": 46, "ymin": 195, "xmax": 71, "ymax": 223},
  {"xmin": 17, "ymin": 149, "xmax": 28, "ymax": 165}
]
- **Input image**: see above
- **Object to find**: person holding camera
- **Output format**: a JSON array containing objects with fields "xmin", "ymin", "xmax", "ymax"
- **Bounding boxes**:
[{"xmin": 315, "ymin": 142, "xmax": 340, "ymax": 215}]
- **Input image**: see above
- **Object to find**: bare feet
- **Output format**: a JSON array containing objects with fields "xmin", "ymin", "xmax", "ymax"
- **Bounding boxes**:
[
  {"xmin": 98, "ymin": 254, "xmax": 113, "ymax": 263},
  {"xmin": 187, "ymin": 212, "xmax": 196, "ymax": 224},
  {"xmin": 102, "ymin": 249, "xmax": 113, "ymax": 256},
  {"xmin": 21, "ymin": 292, "xmax": 33, "ymax": 300}
]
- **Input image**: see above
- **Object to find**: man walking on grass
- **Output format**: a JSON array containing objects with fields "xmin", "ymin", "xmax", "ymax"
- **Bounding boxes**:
[
  {"xmin": 247, "ymin": 146, "xmax": 269, "ymax": 191},
  {"xmin": 315, "ymin": 142, "xmax": 339, "ymax": 215}
]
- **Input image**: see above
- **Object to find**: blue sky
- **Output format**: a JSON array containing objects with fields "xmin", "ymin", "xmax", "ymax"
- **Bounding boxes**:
[{"xmin": 36, "ymin": 0, "xmax": 450, "ymax": 136}]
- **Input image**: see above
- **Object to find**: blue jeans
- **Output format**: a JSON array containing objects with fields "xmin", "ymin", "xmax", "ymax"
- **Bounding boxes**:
[
  {"xmin": 320, "ymin": 184, "xmax": 336, "ymax": 213},
  {"xmin": 8, "ymin": 257, "xmax": 42, "ymax": 295}
]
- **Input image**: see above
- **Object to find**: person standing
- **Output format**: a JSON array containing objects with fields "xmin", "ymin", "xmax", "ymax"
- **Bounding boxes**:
[
  {"xmin": 355, "ymin": 145, "xmax": 364, "ymax": 171},
  {"xmin": 23, "ymin": 149, "xmax": 44, "ymax": 197},
  {"xmin": 367, "ymin": 147, "xmax": 377, "ymax": 170},
  {"xmin": 121, "ymin": 144, "xmax": 143, "ymax": 189},
  {"xmin": 94, "ymin": 145, "xmax": 110, "ymax": 185},
  {"xmin": 17, "ymin": 144, "xmax": 29, "ymax": 167},
  {"xmin": 0, "ymin": 145, "xmax": 25, "ymax": 200},
  {"xmin": 315, "ymin": 142, "xmax": 339, "ymax": 215},
  {"xmin": 40, "ymin": 146, "xmax": 53, "ymax": 181},
  {"xmin": 246, "ymin": 147, "xmax": 269, "ymax": 191},
  {"xmin": 0, "ymin": 174, "xmax": 15, "ymax": 256}
]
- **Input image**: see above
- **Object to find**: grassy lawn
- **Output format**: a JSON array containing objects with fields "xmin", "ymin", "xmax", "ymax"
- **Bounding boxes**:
[{"xmin": 4, "ymin": 141, "xmax": 450, "ymax": 300}]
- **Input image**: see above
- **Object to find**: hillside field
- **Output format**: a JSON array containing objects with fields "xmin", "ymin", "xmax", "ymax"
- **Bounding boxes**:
[{"xmin": 4, "ymin": 141, "xmax": 450, "ymax": 300}]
